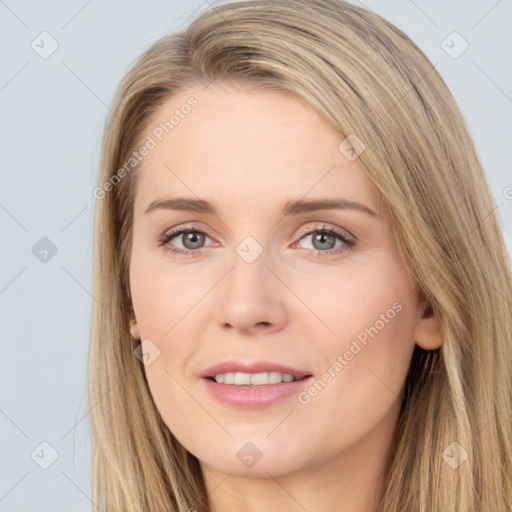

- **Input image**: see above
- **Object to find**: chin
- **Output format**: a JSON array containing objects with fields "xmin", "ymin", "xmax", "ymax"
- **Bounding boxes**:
[{"xmin": 194, "ymin": 437, "xmax": 308, "ymax": 478}]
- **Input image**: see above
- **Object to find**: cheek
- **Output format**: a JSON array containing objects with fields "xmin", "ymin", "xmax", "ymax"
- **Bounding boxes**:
[
  {"xmin": 129, "ymin": 248, "xmax": 211, "ymax": 338},
  {"xmin": 299, "ymin": 252, "xmax": 414, "ymax": 353},
  {"xmin": 297, "ymin": 266, "xmax": 418, "ymax": 442},
  {"xmin": 143, "ymin": 359, "xmax": 211, "ymax": 457},
  {"xmin": 129, "ymin": 260, "xmax": 206, "ymax": 440},
  {"xmin": 129, "ymin": 252, "xmax": 212, "ymax": 422},
  {"xmin": 307, "ymin": 308, "xmax": 415, "ymax": 451}
]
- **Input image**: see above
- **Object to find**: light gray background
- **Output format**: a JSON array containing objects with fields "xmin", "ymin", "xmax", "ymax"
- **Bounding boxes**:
[{"xmin": 1, "ymin": 1, "xmax": 511, "ymax": 510}]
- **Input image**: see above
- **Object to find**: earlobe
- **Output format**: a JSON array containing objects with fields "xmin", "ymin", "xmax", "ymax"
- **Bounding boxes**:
[
  {"xmin": 414, "ymin": 302, "xmax": 443, "ymax": 351},
  {"xmin": 128, "ymin": 306, "xmax": 140, "ymax": 340},
  {"xmin": 130, "ymin": 321, "xmax": 140, "ymax": 340}
]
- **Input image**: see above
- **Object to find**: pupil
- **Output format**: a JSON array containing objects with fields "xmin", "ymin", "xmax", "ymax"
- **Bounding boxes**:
[{"xmin": 184, "ymin": 231, "xmax": 204, "ymax": 249}]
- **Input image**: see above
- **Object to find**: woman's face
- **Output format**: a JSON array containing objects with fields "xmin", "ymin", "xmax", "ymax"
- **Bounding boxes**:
[{"xmin": 128, "ymin": 82, "xmax": 439, "ymax": 480}]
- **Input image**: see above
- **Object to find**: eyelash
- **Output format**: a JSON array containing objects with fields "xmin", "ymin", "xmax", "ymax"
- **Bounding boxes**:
[{"xmin": 157, "ymin": 223, "xmax": 356, "ymax": 259}]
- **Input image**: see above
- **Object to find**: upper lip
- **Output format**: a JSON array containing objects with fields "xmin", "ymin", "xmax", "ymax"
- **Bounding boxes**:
[{"xmin": 201, "ymin": 360, "xmax": 313, "ymax": 380}]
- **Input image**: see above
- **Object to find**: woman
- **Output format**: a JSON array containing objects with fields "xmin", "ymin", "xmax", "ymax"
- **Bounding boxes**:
[{"xmin": 88, "ymin": 0, "xmax": 512, "ymax": 510}]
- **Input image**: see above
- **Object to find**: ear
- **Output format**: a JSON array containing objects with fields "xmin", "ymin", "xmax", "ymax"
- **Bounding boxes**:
[
  {"xmin": 128, "ymin": 307, "xmax": 140, "ymax": 340},
  {"xmin": 414, "ymin": 299, "xmax": 442, "ymax": 351},
  {"xmin": 130, "ymin": 320, "xmax": 140, "ymax": 340}
]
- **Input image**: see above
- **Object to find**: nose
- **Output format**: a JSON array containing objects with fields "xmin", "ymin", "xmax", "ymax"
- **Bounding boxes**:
[{"xmin": 214, "ymin": 246, "xmax": 288, "ymax": 336}]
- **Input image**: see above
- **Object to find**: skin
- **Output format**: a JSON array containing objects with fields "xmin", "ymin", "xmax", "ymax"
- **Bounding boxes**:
[{"xmin": 128, "ymin": 81, "xmax": 441, "ymax": 512}]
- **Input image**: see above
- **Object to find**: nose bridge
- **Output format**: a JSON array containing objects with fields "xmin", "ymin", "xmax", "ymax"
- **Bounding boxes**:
[
  {"xmin": 226, "ymin": 234, "xmax": 273, "ymax": 304},
  {"xmin": 215, "ymin": 234, "xmax": 287, "ymax": 333}
]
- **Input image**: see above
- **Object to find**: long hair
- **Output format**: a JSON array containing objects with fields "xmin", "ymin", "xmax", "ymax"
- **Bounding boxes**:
[{"xmin": 88, "ymin": 0, "xmax": 512, "ymax": 510}]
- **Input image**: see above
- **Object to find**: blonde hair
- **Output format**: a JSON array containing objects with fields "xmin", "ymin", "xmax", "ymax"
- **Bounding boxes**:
[{"xmin": 88, "ymin": 0, "xmax": 512, "ymax": 510}]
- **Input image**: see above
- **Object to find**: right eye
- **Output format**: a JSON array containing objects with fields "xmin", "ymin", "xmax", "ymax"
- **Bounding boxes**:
[{"xmin": 158, "ymin": 225, "xmax": 215, "ymax": 256}]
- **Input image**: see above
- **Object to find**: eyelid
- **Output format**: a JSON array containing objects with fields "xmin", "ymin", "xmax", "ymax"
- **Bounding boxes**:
[{"xmin": 294, "ymin": 222, "xmax": 355, "ymax": 242}]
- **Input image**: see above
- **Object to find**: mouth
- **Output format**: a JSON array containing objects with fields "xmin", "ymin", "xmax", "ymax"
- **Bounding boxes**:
[
  {"xmin": 201, "ymin": 360, "xmax": 313, "ymax": 384},
  {"xmin": 205, "ymin": 371, "xmax": 311, "ymax": 386},
  {"xmin": 200, "ymin": 361, "xmax": 314, "ymax": 408}
]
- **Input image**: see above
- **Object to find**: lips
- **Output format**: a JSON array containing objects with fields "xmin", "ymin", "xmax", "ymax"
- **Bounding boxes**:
[
  {"xmin": 200, "ymin": 360, "xmax": 315, "ymax": 408},
  {"xmin": 200, "ymin": 360, "xmax": 313, "ymax": 380}
]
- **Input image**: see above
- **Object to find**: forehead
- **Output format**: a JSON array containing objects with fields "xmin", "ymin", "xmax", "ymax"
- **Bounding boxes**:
[{"xmin": 133, "ymin": 83, "xmax": 381, "ymax": 215}]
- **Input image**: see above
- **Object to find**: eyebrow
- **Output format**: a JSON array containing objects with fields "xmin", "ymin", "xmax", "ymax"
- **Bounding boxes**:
[{"xmin": 145, "ymin": 197, "xmax": 377, "ymax": 218}]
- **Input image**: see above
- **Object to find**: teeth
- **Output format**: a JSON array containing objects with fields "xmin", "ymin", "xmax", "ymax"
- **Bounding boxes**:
[
  {"xmin": 268, "ymin": 371, "xmax": 283, "ymax": 384},
  {"xmin": 213, "ymin": 371, "xmax": 297, "ymax": 385},
  {"xmin": 234, "ymin": 372, "xmax": 251, "ymax": 385},
  {"xmin": 223, "ymin": 372, "xmax": 234, "ymax": 384},
  {"xmin": 251, "ymin": 372, "xmax": 270, "ymax": 385}
]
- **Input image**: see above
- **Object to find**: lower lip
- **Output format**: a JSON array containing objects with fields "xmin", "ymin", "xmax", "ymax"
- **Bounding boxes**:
[{"xmin": 202, "ymin": 376, "xmax": 314, "ymax": 409}]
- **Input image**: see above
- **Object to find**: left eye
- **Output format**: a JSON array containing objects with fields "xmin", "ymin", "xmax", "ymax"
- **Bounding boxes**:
[
  {"xmin": 297, "ymin": 228, "xmax": 345, "ymax": 251},
  {"xmin": 293, "ymin": 226, "xmax": 355, "ymax": 257}
]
